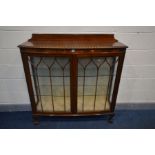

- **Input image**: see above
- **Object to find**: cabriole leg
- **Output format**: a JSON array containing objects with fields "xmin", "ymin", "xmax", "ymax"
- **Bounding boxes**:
[
  {"xmin": 33, "ymin": 115, "xmax": 40, "ymax": 125},
  {"xmin": 108, "ymin": 113, "xmax": 115, "ymax": 123}
]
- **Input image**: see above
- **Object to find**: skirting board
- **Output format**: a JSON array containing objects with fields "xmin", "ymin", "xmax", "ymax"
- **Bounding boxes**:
[{"xmin": 0, "ymin": 103, "xmax": 155, "ymax": 112}]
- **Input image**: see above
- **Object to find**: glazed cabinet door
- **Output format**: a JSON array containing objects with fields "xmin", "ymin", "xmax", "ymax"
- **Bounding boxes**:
[
  {"xmin": 76, "ymin": 53, "xmax": 121, "ymax": 113},
  {"xmin": 27, "ymin": 55, "xmax": 72, "ymax": 113},
  {"xmin": 21, "ymin": 50, "xmax": 124, "ymax": 115}
]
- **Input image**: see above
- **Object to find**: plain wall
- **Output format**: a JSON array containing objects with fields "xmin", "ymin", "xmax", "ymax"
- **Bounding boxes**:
[{"xmin": 0, "ymin": 26, "xmax": 155, "ymax": 106}]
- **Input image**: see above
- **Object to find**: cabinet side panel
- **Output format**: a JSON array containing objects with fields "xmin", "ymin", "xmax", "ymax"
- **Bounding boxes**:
[
  {"xmin": 111, "ymin": 50, "xmax": 126, "ymax": 111},
  {"xmin": 21, "ymin": 51, "xmax": 36, "ymax": 113}
]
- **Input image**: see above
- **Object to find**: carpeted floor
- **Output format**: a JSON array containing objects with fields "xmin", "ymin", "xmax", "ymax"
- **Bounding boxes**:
[{"xmin": 0, "ymin": 109, "xmax": 155, "ymax": 129}]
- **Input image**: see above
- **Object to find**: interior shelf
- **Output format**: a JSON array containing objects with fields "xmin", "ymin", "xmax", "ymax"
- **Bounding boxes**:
[{"xmin": 36, "ymin": 95, "xmax": 110, "ymax": 112}]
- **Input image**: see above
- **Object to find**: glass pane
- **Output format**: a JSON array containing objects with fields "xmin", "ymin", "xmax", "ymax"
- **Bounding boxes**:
[
  {"xmin": 29, "ymin": 57, "xmax": 71, "ymax": 113},
  {"xmin": 77, "ymin": 57, "xmax": 118, "ymax": 112}
]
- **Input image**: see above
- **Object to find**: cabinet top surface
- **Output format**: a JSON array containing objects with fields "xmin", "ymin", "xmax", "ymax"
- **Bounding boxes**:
[{"xmin": 18, "ymin": 34, "xmax": 128, "ymax": 49}]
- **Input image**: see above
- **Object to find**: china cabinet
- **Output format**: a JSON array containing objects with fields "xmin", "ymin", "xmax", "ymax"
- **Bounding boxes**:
[{"xmin": 18, "ymin": 34, "xmax": 127, "ymax": 124}]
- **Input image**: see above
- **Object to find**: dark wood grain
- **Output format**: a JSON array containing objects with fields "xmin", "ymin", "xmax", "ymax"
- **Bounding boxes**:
[{"xmin": 18, "ymin": 34, "xmax": 127, "ymax": 49}]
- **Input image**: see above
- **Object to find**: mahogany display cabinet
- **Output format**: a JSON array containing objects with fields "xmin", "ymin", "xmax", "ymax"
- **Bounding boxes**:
[{"xmin": 18, "ymin": 34, "xmax": 127, "ymax": 124}]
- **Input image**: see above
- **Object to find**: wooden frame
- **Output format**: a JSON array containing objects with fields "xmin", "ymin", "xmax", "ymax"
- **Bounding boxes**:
[{"xmin": 19, "ymin": 34, "xmax": 127, "ymax": 124}]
